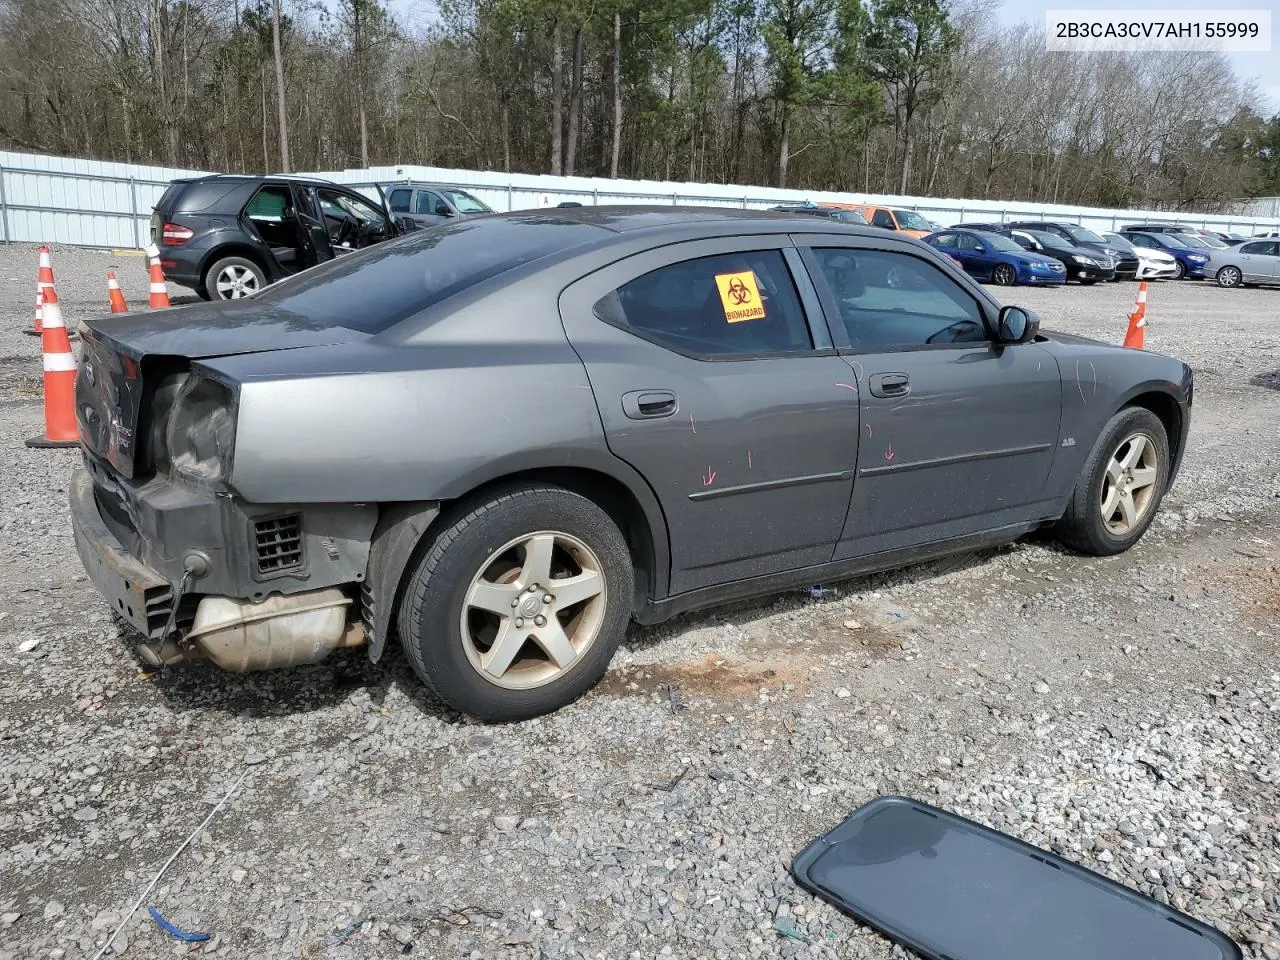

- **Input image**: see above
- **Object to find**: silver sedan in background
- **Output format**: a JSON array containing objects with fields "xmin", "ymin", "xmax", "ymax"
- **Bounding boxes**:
[{"xmin": 1210, "ymin": 239, "xmax": 1280, "ymax": 288}]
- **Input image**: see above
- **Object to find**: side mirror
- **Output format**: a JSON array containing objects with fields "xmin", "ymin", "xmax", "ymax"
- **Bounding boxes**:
[
  {"xmin": 435, "ymin": 204, "xmax": 452, "ymax": 217},
  {"xmin": 974, "ymin": 245, "xmax": 986, "ymax": 253},
  {"xmin": 997, "ymin": 305, "xmax": 1039, "ymax": 344}
]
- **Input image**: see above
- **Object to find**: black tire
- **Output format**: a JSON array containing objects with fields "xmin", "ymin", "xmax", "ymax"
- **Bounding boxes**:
[
  {"xmin": 1079, "ymin": 278, "xmax": 1098, "ymax": 286},
  {"xmin": 1056, "ymin": 406, "xmax": 1170, "ymax": 556},
  {"xmin": 1216, "ymin": 265, "xmax": 1242, "ymax": 288},
  {"xmin": 203, "ymin": 255, "xmax": 267, "ymax": 300},
  {"xmin": 992, "ymin": 264, "xmax": 1017, "ymax": 286},
  {"xmin": 398, "ymin": 484, "xmax": 634, "ymax": 721},
  {"xmin": 1173, "ymin": 260, "xmax": 1186, "ymax": 280}
]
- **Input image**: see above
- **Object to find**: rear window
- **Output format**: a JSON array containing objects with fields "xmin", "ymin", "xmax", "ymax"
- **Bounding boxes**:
[
  {"xmin": 171, "ymin": 179, "xmax": 249, "ymax": 213},
  {"xmin": 253, "ymin": 216, "xmax": 605, "ymax": 333}
]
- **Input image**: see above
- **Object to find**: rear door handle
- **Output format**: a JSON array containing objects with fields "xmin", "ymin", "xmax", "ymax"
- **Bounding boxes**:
[
  {"xmin": 869, "ymin": 373, "xmax": 910, "ymax": 398},
  {"xmin": 622, "ymin": 389, "xmax": 678, "ymax": 420}
]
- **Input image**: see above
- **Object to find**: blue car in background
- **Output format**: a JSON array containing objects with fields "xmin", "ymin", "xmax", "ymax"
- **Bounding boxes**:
[
  {"xmin": 925, "ymin": 228, "xmax": 1067, "ymax": 286},
  {"xmin": 1119, "ymin": 231, "xmax": 1212, "ymax": 280}
]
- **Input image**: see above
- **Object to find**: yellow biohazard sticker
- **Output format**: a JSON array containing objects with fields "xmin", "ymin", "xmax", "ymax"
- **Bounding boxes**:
[{"xmin": 715, "ymin": 271, "xmax": 766, "ymax": 323}]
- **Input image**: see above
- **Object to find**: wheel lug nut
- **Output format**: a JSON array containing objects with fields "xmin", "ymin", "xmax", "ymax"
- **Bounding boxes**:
[
  {"xmin": 535, "ymin": 615, "xmax": 546, "ymax": 627},
  {"xmin": 511, "ymin": 599, "xmax": 519, "ymax": 608},
  {"xmin": 543, "ymin": 594, "xmax": 553, "ymax": 603},
  {"xmin": 515, "ymin": 617, "xmax": 525, "ymax": 628}
]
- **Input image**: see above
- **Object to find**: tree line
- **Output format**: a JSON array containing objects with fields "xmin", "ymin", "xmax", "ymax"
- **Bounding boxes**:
[{"xmin": 1, "ymin": 0, "xmax": 1278, "ymax": 210}]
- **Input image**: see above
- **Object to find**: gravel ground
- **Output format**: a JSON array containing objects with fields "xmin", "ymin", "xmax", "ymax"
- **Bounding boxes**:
[{"xmin": 1, "ymin": 243, "xmax": 1278, "ymax": 960}]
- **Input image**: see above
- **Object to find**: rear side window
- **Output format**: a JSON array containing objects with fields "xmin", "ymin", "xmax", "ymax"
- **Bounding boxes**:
[
  {"xmin": 244, "ymin": 186, "xmax": 291, "ymax": 221},
  {"xmin": 930, "ymin": 233, "xmax": 957, "ymax": 248},
  {"xmin": 254, "ymin": 217, "xmax": 606, "ymax": 333},
  {"xmin": 810, "ymin": 248, "xmax": 985, "ymax": 350},
  {"xmin": 592, "ymin": 250, "xmax": 812, "ymax": 358}
]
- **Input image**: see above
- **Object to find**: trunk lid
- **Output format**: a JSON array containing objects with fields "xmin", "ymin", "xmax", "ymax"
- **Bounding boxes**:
[{"xmin": 76, "ymin": 301, "xmax": 365, "ymax": 477}]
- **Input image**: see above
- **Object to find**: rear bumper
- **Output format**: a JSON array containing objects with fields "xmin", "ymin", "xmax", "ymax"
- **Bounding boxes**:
[
  {"xmin": 71, "ymin": 458, "xmax": 379, "ymax": 629},
  {"xmin": 71, "ymin": 467, "xmax": 176, "ymax": 638}
]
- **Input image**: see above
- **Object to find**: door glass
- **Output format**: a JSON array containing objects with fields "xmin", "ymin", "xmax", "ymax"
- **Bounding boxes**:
[
  {"xmin": 954, "ymin": 234, "xmax": 980, "ymax": 251},
  {"xmin": 1241, "ymin": 241, "xmax": 1277, "ymax": 256},
  {"xmin": 316, "ymin": 189, "xmax": 389, "ymax": 249},
  {"xmin": 811, "ymin": 248, "xmax": 986, "ymax": 350},
  {"xmin": 388, "ymin": 189, "xmax": 411, "ymax": 213},
  {"xmin": 872, "ymin": 210, "xmax": 896, "ymax": 229},
  {"xmin": 415, "ymin": 191, "xmax": 444, "ymax": 215},
  {"xmin": 931, "ymin": 233, "xmax": 957, "ymax": 248},
  {"xmin": 592, "ymin": 250, "xmax": 813, "ymax": 357}
]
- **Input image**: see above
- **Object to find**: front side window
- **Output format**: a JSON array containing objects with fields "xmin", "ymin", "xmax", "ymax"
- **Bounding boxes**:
[
  {"xmin": 415, "ymin": 190, "xmax": 446, "ymax": 216},
  {"xmin": 872, "ymin": 209, "xmax": 896, "ymax": 229},
  {"xmin": 810, "ymin": 248, "xmax": 987, "ymax": 350},
  {"xmin": 592, "ymin": 250, "xmax": 813, "ymax": 358}
]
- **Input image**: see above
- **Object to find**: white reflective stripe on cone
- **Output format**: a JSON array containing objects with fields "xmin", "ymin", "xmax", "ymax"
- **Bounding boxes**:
[
  {"xmin": 149, "ymin": 283, "xmax": 167, "ymax": 293},
  {"xmin": 1136, "ymin": 291, "xmax": 1148, "ymax": 304},
  {"xmin": 40, "ymin": 305, "xmax": 65, "ymax": 328},
  {"xmin": 145, "ymin": 243, "xmax": 160, "ymax": 261},
  {"xmin": 44, "ymin": 353, "xmax": 76, "ymax": 373}
]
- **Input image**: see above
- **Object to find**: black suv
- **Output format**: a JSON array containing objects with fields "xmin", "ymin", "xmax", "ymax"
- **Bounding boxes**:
[
  {"xmin": 1005, "ymin": 220, "xmax": 1138, "ymax": 280},
  {"xmin": 152, "ymin": 175, "xmax": 400, "ymax": 300}
]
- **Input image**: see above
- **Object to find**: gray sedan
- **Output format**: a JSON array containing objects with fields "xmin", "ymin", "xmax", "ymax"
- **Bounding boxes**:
[
  {"xmin": 1211, "ymin": 239, "xmax": 1280, "ymax": 288},
  {"xmin": 70, "ymin": 209, "xmax": 1192, "ymax": 720}
]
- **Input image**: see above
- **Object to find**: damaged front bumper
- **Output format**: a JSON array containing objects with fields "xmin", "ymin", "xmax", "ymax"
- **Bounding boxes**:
[{"xmin": 70, "ymin": 462, "xmax": 377, "ymax": 669}]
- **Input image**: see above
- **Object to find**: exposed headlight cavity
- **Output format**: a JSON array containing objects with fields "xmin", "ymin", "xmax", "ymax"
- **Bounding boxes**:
[{"xmin": 165, "ymin": 376, "xmax": 236, "ymax": 481}]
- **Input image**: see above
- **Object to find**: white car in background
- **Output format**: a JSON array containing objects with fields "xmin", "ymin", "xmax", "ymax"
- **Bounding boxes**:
[{"xmin": 1102, "ymin": 232, "xmax": 1178, "ymax": 280}]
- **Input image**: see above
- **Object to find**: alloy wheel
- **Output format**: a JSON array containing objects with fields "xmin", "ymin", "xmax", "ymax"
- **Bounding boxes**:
[
  {"xmin": 459, "ymin": 531, "xmax": 607, "ymax": 690},
  {"xmin": 1100, "ymin": 433, "xmax": 1159, "ymax": 535},
  {"xmin": 993, "ymin": 264, "xmax": 1016, "ymax": 286},
  {"xmin": 1217, "ymin": 266, "xmax": 1241, "ymax": 288},
  {"xmin": 215, "ymin": 264, "xmax": 261, "ymax": 299}
]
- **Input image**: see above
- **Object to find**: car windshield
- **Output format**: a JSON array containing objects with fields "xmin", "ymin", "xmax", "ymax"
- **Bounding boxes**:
[
  {"xmin": 1157, "ymin": 234, "xmax": 1189, "ymax": 248},
  {"xmin": 1102, "ymin": 233, "xmax": 1136, "ymax": 253},
  {"xmin": 977, "ymin": 232, "xmax": 1022, "ymax": 252},
  {"xmin": 1193, "ymin": 234, "xmax": 1227, "ymax": 248},
  {"xmin": 1065, "ymin": 225, "xmax": 1107, "ymax": 244},
  {"xmin": 1174, "ymin": 233, "xmax": 1210, "ymax": 249},
  {"xmin": 252, "ymin": 216, "xmax": 605, "ymax": 333},
  {"xmin": 1029, "ymin": 230, "xmax": 1067, "ymax": 248},
  {"xmin": 443, "ymin": 189, "xmax": 492, "ymax": 214},
  {"xmin": 892, "ymin": 210, "xmax": 933, "ymax": 231}
]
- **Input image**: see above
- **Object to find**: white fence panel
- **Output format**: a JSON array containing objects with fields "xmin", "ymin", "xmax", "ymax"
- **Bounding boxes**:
[{"xmin": 2, "ymin": 149, "xmax": 1278, "ymax": 248}]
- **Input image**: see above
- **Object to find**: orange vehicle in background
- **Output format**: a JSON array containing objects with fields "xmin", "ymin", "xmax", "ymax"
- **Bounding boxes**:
[{"xmin": 827, "ymin": 203, "xmax": 935, "ymax": 239}]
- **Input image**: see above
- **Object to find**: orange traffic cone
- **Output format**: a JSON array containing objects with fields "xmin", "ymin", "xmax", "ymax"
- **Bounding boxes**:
[
  {"xmin": 146, "ymin": 244, "xmax": 171, "ymax": 308},
  {"xmin": 1122, "ymin": 281, "xmax": 1147, "ymax": 350},
  {"xmin": 25, "ymin": 246, "xmax": 55, "ymax": 337},
  {"xmin": 107, "ymin": 271, "xmax": 129, "ymax": 313},
  {"xmin": 25, "ymin": 288, "xmax": 79, "ymax": 449}
]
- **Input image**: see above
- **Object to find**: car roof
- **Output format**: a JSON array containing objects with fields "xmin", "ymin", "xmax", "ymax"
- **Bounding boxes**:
[
  {"xmin": 488, "ymin": 204, "xmax": 888, "ymax": 237},
  {"xmin": 382, "ymin": 181, "xmax": 479, "ymax": 191},
  {"xmin": 177, "ymin": 173, "xmax": 339, "ymax": 187}
]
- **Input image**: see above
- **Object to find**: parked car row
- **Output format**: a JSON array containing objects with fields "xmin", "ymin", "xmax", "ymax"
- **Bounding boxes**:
[{"xmin": 151, "ymin": 176, "xmax": 1280, "ymax": 301}]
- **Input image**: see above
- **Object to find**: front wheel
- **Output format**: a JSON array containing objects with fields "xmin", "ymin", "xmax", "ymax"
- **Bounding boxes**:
[
  {"xmin": 1173, "ymin": 260, "xmax": 1186, "ymax": 280},
  {"xmin": 992, "ymin": 263, "xmax": 1017, "ymax": 286},
  {"xmin": 398, "ymin": 484, "xmax": 634, "ymax": 721},
  {"xmin": 1216, "ymin": 265, "xmax": 1242, "ymax": 288},
  {"xmin": 1056, "ymin": 407, "xmax": 1169, "ymax": 556}
]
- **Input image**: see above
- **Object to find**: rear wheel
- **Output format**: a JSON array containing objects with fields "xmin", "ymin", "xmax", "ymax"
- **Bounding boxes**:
[
  {"xmin": 1057, "ymin": 407, "xmax": 1169, "ymax": 556},
  {"xmin": 992, "ymin": 263, "xmax": 1017, "ymax": 286},
  {"xmin": 204, "ymin": 255, "xmax": 266, "ymax": 300},
  {"xmin": 1216, "ymin": 265, "xmax": 1242, "ymax": 288},
  {"xmin": 398, "ymin": 484, "xmax": 634, "ymax": 721}
]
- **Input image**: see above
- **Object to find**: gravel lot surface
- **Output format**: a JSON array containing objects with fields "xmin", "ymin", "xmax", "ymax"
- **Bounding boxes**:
[{"xmin": 1, "ymin": 243, "xmax": 1278, "ymax": 960}]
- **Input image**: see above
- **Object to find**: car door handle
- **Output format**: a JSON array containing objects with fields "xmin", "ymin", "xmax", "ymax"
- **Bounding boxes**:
[
  {"xmin": 622, "ymin": 390, "xmax": 678, "ymax": 420},
  {"xmin": 869, "ymin": 373, "xmax": 910, "ymax": 398}
]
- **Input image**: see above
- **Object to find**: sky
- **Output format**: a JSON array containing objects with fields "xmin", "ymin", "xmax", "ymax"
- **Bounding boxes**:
[{"xmin": 380, "ymin": 0, "xmax": 1279, "ymax": 115}]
